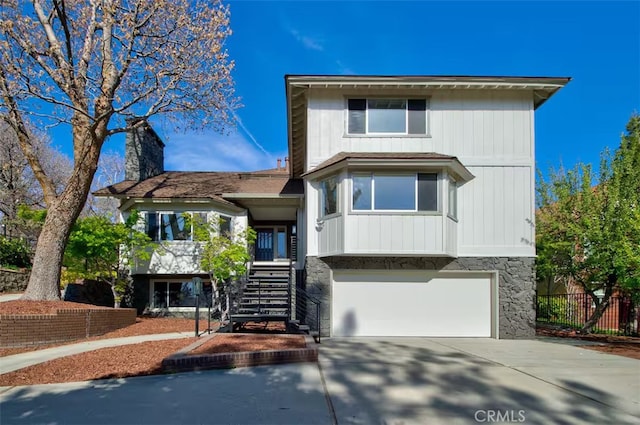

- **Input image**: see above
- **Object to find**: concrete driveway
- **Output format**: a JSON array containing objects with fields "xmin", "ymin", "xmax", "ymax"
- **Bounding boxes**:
[
  {"xmin": 319, "ymin": 337, "xmax": 640, "ymax": 424},
  {"xmin": 0, "ymin": 337, "xmax": 638, "ymax": 424}
]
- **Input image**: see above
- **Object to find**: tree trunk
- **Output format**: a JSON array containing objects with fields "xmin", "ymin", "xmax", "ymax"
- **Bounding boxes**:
[
  {"xmin": 112, "ymin": 285, "xmax": 120, "ymax": 308},
  {"xmin": 21, "ymin": 119, "xmax": 104, "ymax": 301},
  {"xmin": 21, "ymin": 204, "xmax": 78, "ymax": 300},
  {"xmin": 581, "ymin": 285, "xmax": 614, "ymax": 334}
]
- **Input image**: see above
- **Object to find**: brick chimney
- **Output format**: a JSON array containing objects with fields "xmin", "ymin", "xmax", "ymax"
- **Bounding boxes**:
[
  {"xmin": 284, "ymin": 157, "xmax": 290, "ymax": 171},
  {"xmin": 124, "ymin": 119, "xmax": 165, "ymax": 181},
  {"xmin": 277, "ymin": 158, "xmax": 282, "ymax": 170}
]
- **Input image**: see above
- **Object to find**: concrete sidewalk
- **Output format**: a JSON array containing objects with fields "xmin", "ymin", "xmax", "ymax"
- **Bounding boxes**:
[
  {"xmin": 1, "ymin": 333, "xmax": 192, "ymax": 374},
  {"xmin": 0, "ymin": 294, "xmax": 22, "ymax": 303}
]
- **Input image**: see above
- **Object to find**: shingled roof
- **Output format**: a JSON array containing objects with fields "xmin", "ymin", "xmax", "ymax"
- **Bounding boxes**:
[{"xmin": 93, "ymin": 171, "xmax": 303, "ymax": 205}]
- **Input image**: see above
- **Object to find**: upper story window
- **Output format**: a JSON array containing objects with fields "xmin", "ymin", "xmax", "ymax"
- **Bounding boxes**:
[
  {"xmin": 348, "ymin": 98, "xmax": 428, "ymax": 135},
  {"xmin": 145, "ymin": 212, "xmax": 207, "ymax": 241},
  {"xmin": 320, "ymin": 176, "xmax": 338, "ymax": 217},
  {"xmin": 352, "ymin": 173, "xmax": 438, "ymax": 212}
]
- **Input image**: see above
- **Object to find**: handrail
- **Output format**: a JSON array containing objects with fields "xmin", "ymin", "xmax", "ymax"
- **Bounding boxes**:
[
  {"xmin": 288, "ymin": 263, "xmax": 293, "ymax": 323},
  {"xmin": 294, "ymin": 286, "xmax": 322, "ymax": 343}
]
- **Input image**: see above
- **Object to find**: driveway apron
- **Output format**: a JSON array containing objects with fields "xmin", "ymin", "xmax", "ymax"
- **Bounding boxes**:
[{"xmin": 318, "ymin": 337, "xmax": 640, "ymax": 425}]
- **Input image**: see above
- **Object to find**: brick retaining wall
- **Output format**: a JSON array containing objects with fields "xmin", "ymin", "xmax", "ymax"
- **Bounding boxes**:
[{"xmin": 0, "ymin": 308, "xmax": 137, "ymax": 348}]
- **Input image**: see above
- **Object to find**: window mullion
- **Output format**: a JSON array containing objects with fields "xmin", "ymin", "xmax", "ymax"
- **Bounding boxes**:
[
  {"xmin": 371, "ymin": 175, "xmax": 375, "ymax": 211},
  {"xmin": 365, "ymin": 102, "xmax": 369, "ymax": 134},
  {"xmin": 406, "ymin": 101, "xmax": 409, "ymax": 135},
  {"xmin": 415, "ymin": 174, "xmax": 418, "ymax": 211}
]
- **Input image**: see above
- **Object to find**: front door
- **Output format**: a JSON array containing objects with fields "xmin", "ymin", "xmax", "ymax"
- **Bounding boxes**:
[{"xmin": 255, "ymin": 227, "xmax": 287, "ymax": 261}]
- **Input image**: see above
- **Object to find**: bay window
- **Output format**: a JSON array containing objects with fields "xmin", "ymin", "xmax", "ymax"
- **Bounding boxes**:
[
  {"xmin": 352, "ymin": 173, "xmax": 439, "ymax": 212},
  {"xmin": 144, "ymin": 212, "xmax": 208, "ymax": 241},
  {"xmin": 320, "ymin": 176, "xmax": 338, "ymax": 217},
  {"xmin": 448, "ymin": 178, "xmax": 458, "ymax": 220}
]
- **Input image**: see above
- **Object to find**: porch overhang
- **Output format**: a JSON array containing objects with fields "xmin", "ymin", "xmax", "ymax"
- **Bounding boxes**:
[{"xmin": 222, "ymin": 193, "xmax": 303, "ymax": 221}]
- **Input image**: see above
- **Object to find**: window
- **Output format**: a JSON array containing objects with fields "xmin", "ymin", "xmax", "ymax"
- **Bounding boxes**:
[
  {"xmin": 448, "ymin": 178, "xmax": 458, "ymax": 220},
  {"xmin": 320, "ymin": 176, "xmax": 338, "ymax": 216},
  {"xmin": 161, "ymin": 213, "xmax": 190, "ymax": 241},
  {"xmin": 151, "ymin": 280, "xmax": 212, "ymax": 308},
  {"xmin": 348, "ymin": 98, "xmax": 428, "ymax": 135},
  {"xmin": 145, "ymin": 212, "xmax": 208, "ymax": 241},
  {"xmin": 219, "ymin": 215, "xmax": 232, "ymax": 238},
  {"xmin": 352, "ymin": 173, "xmax": 438, "ymax": 211}
]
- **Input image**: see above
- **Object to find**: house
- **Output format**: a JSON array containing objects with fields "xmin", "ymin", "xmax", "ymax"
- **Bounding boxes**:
[{"xmin": 95, "ymin": 74, "xmax": 570, "ymax": 339}]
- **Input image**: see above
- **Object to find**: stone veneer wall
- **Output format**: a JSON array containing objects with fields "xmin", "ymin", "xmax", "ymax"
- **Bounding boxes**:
[
  {"xmin": 304, "ymin": 256, "xmax": 535, "ymax": 339},
  {"xmin": 0, "ymin": 268, "xmax": 29, "ymax": 293}
]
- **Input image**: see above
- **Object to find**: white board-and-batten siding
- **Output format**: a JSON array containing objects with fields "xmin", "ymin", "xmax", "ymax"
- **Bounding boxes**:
[{"xmin": 305, "ymin": 88, "xmax": 535, "ymax": 257}]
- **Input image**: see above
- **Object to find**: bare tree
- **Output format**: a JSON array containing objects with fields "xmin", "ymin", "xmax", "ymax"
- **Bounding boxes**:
[
  {"xmin": 0, "ymin": 1, "xmax": 236, "ymax": 300},
  {"xmin": 0, "ymin": 120, "xmax": 71, "ymax": 236},
  {"xmin": 85, "ymin": 150, "xmax": 125, "ymax": 220}
]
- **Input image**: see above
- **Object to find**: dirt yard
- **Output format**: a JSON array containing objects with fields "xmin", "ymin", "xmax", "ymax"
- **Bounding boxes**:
[
  {"xmin": 190, "ymin": 334, "xmax": 306, "ymax": 355},
  {"xmin": 536, "ymin": 325, "xmax": 640, "ymax": 360}
]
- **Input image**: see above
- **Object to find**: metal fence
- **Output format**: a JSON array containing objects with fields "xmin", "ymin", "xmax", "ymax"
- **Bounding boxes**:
[{"xmin": 536, "ymin": 293, "xmax": 639, "ymax": 336}]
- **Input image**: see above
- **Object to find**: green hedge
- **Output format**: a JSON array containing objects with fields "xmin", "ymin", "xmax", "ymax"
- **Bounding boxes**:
[{"xmin": 0, "ymin": 236, "xmax": 31, "ymax": 269}]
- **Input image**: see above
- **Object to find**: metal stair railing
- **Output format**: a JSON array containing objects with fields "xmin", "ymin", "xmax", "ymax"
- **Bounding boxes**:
[
  {"xmin": 288, "ymin": 261, "xmax": 293, "ymax": 323},
  {"xmin": 293, "ymin": 286, "xmax": 322, "ymax": 343}
]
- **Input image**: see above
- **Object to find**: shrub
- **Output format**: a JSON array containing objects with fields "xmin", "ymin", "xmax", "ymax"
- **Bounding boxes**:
[
  {"xmin": 0, "ymin": 236, "xmax": 31, "ymax": 268},
  {"xmin": 537, "ymin": 296, "xmax": 569, "ymax": 322}
]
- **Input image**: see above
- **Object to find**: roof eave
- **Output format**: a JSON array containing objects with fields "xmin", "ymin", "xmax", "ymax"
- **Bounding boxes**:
[
  {"xmin": 222, "ymin": 193, "xmax": 304, "ymax": 199},
  {"xmin": 286, "ymin": 74, "xmax": 571, "ymax": 89},
  {"xmin": 303, "ymin": 157, "xmax": 475, "ymax": 182}
]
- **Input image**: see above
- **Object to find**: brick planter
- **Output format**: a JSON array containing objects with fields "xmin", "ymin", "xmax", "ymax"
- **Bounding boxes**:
[{"xmin": 0, "ymin": 308, "xmax": 137, "ymax": 348}]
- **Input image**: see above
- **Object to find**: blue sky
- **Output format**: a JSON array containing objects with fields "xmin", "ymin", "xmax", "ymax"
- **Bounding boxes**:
[{"xmin": 85, "ymin": 1, "xmax": 639, "ymax": 175}]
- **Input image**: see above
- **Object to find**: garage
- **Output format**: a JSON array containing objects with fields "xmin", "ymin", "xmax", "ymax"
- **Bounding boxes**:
[{"xmin": 331, "ymin": 271, "xmax": 496, "ymax": 337}]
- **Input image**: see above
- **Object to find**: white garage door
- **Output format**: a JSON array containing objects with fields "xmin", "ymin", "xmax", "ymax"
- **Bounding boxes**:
[{"xmin": 332, "ymin": 271, "xmax": 494, "ymax": 337}]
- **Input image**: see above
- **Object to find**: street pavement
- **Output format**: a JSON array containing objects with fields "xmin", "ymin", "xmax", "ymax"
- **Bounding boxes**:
[{"xmin": 1, "ymin": 337, "xmax": 638, "ymax": 424}]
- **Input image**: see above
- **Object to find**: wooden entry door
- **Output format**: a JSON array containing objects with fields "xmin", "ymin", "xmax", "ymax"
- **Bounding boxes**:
[
  {"xmin": 255, "ymin": 227, "xmax": 287, "ymax": 261},
  {"xmin": 255, "ymin": 229, "xmax": 274, "ymax": 261}
]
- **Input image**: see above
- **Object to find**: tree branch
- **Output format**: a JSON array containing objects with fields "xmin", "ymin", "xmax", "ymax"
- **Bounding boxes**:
[
  {"xmin": 32, "ymin": 0, "xmax": 74, "ymax": 96},
  {"xmin": 0, "ymin": 66, "xmax": 57, "ymax": 205}
]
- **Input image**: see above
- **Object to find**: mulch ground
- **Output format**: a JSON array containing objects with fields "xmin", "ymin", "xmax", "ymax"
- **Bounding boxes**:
[
  {"xmin": 0, "ymin": 305, "xmax": 309, "ymax": 387},
  {"xmin": 0, "ymin": 332, "xmax": 308, "ymax": 386},
  {"xmin": 190, "ymin": 334, "xmax": 306, "ymax": 355},
  {"xmin": 536, "ymin": 325, "xmax": 640, "ymax": 360},
  {"xmin": 0, "ymin": 317, "xmax": 200, "ymax": 357},
  {"xmin": 0, "ymin": 338, "xmax": 198, "ymax": 386},
  {"xmin": 0, "ymin": 300, "xmax": 111, "ymax": 314}
]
